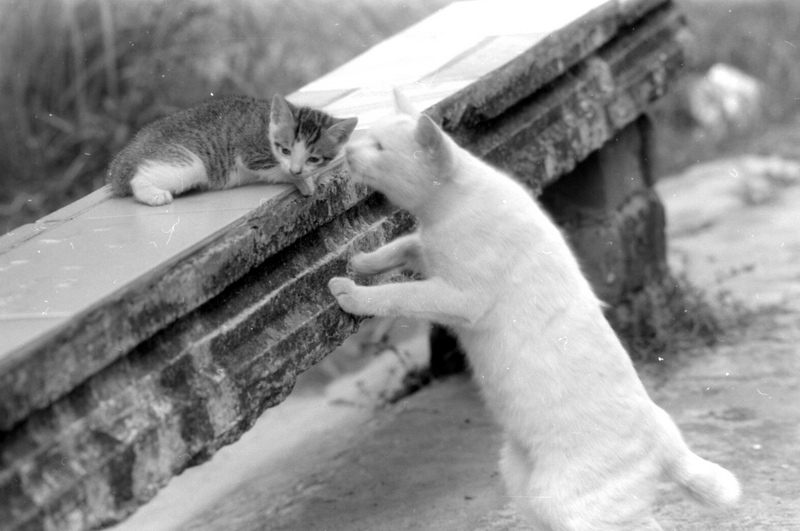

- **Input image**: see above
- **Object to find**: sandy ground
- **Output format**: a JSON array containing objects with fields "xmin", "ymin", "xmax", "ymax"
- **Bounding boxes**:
[{"xmin": 113, "ymin": 155, "xmax": 800, "ymax": 530}]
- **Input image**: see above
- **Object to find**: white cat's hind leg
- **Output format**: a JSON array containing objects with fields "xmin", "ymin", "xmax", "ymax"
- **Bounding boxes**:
[
  {"xmin": 130, "ymin": 154, "xmax": 208, "ymax": 206},
  {"xmin": 499, "ymin": 437, "xmax": 557, "ymax": 528},
  {"xmin": 500, "ymin": 439, "xmax": 663, "ymax": 531},
  {"xmin": 499, "ymin": 436, "xmax": 532, "ymax": 499}
]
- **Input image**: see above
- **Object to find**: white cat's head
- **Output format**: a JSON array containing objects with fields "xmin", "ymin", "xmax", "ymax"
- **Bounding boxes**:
[
  {"xmin": 345, "ymin": 89, "xmax": 453, "ymax": 213},
  {"xmin": 269, "ymin": 93, "xmax": 358, "ymax": 194}
]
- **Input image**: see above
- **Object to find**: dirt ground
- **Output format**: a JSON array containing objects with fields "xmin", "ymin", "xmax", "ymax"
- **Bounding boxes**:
[{"xmin": 113, "ymin": 153, "xmax": 800, "ymax": 530}]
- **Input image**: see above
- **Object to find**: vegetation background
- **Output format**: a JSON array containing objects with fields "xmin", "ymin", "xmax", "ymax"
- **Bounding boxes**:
[{"xmin": 0, "ymin": 0, "xmax": 798, "ymax": 233}]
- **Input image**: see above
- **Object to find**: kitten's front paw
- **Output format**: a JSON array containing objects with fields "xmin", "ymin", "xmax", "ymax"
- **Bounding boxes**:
[
  {"xmin": 328, "ymin": 277, "xmax": 367, "ymax": 315},
  {"xmin": 295, "ymin": 177, "xmax": 315, "ymax": 196},
  {"xmin": 136, "ymin": 190, "xmax": 173, "ymax": 206}
]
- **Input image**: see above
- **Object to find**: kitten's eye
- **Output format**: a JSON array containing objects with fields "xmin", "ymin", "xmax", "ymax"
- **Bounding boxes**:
[
  {"xmin": 281, "ymin": 147, "xmax": 292, "ymax": 156},
  {"xmin": 307, "ymin": 156, "xmax": 321, "ymax": 164}
]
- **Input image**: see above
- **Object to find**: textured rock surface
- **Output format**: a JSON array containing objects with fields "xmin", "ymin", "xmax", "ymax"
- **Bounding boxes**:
[
  {"xmin": 0, "ymin": 1, "xmax": 689, "ymax": 529},
  {"xmin": 0, "ymin": 194, "xmax": 414, "ymax": 530},
  {"xmin": 0, "ymin": 168, "xmax": 371, "ymax": 431}
]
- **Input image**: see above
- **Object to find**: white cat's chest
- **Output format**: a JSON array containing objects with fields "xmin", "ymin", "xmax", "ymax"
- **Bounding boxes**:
[
  {"xmin": 418, "ymin": 226, "xmax": 475, "ymax": 279},
  {"xmin": 418, "ymin": 211, "xmax": 528, "ymax": 286}
]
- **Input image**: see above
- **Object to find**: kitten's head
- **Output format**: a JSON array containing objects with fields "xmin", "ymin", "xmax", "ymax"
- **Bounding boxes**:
[
  {"xmin": 345, "ymin": 89, "xmax": 453, "ymax": 213},
  {"xmin": 269, "ymin": 93, "xmax": 358, "ymax": 195}
]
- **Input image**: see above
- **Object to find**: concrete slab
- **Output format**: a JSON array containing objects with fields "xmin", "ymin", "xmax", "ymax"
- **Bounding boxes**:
[{"xmin": 0, "ymin": 189, "xmax": 275, "ymax": 354}]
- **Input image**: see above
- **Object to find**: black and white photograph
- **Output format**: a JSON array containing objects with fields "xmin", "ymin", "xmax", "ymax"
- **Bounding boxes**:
[{"xmin": 0, "ymin": 0, "xmax": 797, "ymax": 529}]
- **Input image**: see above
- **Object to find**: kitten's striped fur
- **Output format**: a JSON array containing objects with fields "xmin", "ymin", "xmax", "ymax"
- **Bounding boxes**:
[{"xmin": 107, "ymin": 94, "xmax": 357, "ymax": 205}]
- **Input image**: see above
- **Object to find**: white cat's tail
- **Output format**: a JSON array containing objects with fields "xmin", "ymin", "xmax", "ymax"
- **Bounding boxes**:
[{"xmin": 666, "ymin": 450, "xmax": 741, "ymax": 509}]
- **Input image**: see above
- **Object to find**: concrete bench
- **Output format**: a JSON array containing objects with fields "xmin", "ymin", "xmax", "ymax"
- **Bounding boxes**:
[{"xmin": 0, "ymin": 0, "xmax": 688, "ymax": 528}]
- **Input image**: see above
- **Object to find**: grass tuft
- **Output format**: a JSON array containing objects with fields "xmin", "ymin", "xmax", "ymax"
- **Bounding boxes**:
[{"xmin": 607, "ymin": 272, "xmax": 753, "ymax": 362}]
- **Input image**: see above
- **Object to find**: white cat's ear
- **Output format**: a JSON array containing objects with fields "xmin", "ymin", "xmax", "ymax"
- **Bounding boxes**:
[
  {"xmin": 327, "ymin": 117, "xmax": 359, "ymax": 144},
  {"xmin": 271, "ymin": 93, "xmax": 296, "ymax": 126},
  {"xmin": 393, "ymin": 87, "xmax": 418, "ymax": 116},
  {"xmin": 415, "ymin": 115, "xmax": 451, "ymax": 168}
]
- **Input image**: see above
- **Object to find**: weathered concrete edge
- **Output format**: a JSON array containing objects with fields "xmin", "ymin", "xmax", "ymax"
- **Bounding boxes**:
[
  {"xmin": 431, "ymin": 0, "xmax": 672, "ymax": 129},
  {"xmin": 616, "ymin": 0, "xmax": 669, "ymax": 24},
  {"xmin": 454, "ymin": 2, "xmax": 686, "ymax": 188},
  {"xmin": 432, "ymin": 0, "xmax": 622, "ymax": 128},
  {"xmin": 0, "ymin": 188, "xmax": 111, "ymax": 255},
  {"xmin": 1, "ymin": 199, "xmax": 414, "ymax": 530}
]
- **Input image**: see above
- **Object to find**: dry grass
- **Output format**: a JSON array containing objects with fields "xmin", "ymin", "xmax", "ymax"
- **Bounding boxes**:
[
  {"xmin": 0, "ymin": 0, "xmax": 450, "ymax": 232},
  {"xmin": 606, "ymin": 272, "xmax": 747, "ymax": 362}
]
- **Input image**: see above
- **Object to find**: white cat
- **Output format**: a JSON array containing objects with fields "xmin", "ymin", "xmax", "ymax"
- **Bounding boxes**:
[{"xmin": 328, "ymin": 90, "xmax": 741, "ymax": 530}]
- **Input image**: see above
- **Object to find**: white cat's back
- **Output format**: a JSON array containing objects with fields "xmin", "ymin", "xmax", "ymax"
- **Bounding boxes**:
[{"xmin": 422, "ymin": 153, "xmax": 596, "ymax": 334}]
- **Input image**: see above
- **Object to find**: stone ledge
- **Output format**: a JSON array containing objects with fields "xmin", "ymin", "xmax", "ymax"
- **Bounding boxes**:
[
  {"xmin": 0, "ymin": 0, "xmax": 684, "ymax": 432},
  {"xmin": 458, "ymin": 2, "xmax": 685, "ymax": 188},
  {"xmin": 0, "ymin": 169, "xmax": 370, "ymax": 431},
  {"xmin": 0, "ymin": 1, "xmax": 688, "ymax": 528},
  {"xmin": 1, "ymin": 194, "xmax": 414, "ymax": 530}
]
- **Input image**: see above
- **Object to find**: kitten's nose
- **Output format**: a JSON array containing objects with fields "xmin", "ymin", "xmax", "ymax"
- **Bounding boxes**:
[{"xmin": 290, "ymin": 166, "xmax": 302, "ymax": 176}]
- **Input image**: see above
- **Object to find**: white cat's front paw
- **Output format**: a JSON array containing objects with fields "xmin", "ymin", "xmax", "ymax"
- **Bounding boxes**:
[
  {"xmin": 328, "ymin": 277, "xmax": 368, "ymax": 315},
  {"xmin": 350, "ymin": 253, "xmax": 379, "ymax": 276}
]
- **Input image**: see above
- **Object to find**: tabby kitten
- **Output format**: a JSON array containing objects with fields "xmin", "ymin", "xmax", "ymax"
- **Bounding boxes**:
[{"xmin": 107, "ymin": 94, "xmax": 358, "ymax": 205}]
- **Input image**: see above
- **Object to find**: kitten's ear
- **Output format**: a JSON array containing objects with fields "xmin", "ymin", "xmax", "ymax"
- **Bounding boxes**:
[
  {"xmin": 415, "ymin": 115, "xmax": 451, "ymax": 168},
  {"xmin": 271, "ymin": 93, "xmax": 296, "ymax": 126},
  {"xmin": 393, "ymin": 87, "xmax": 418, "ymax": 116},
  {"xmin": 327, "ymin": 117, "xmax": 359, "ymax": 144}
]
